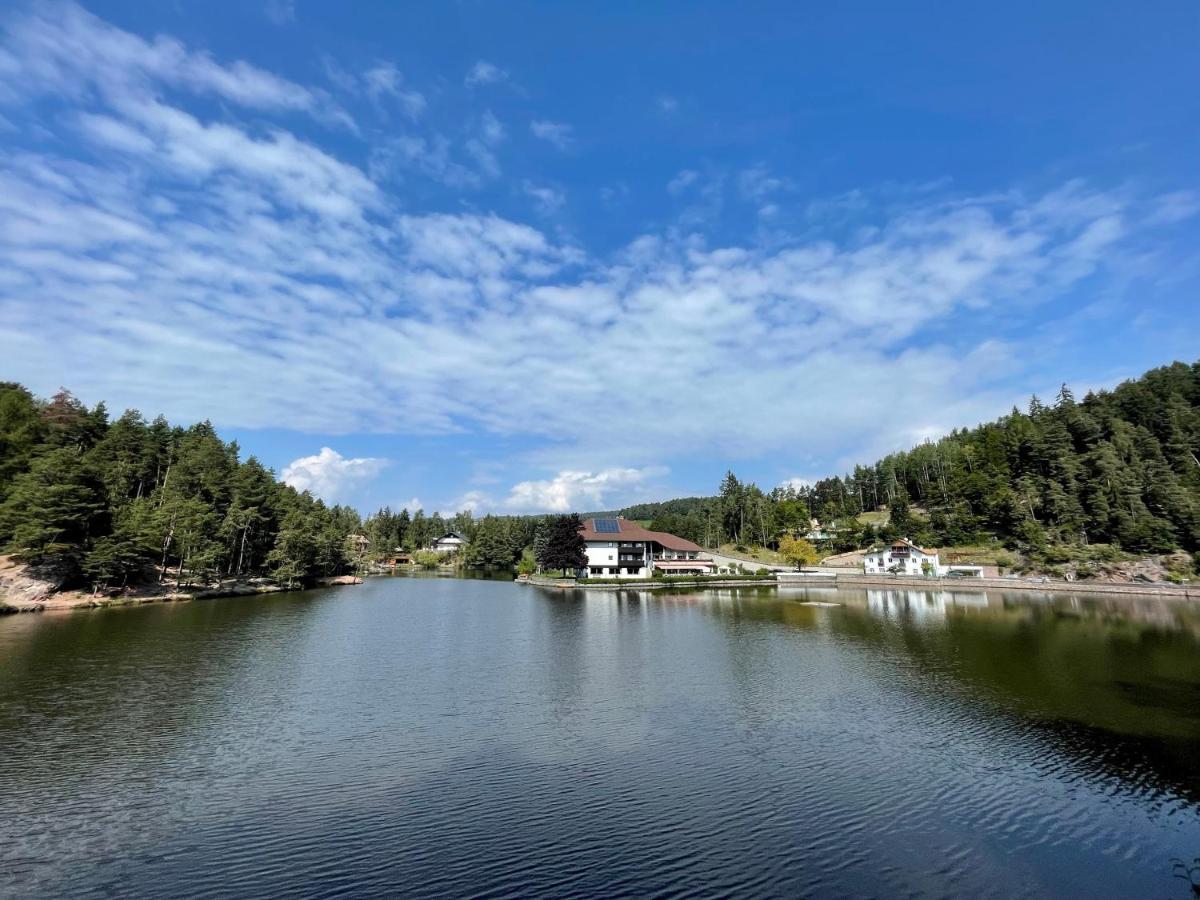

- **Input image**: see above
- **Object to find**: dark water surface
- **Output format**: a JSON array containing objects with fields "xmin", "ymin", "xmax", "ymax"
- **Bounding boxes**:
[{"xmin": 2, "ymin": 578, "xmax": 1199, "ymax": 898}]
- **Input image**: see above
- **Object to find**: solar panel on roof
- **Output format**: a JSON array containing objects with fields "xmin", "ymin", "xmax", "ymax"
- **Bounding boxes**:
[{"xmin": 593, "ymin": 518, "xmax": 621, "ymax": 533}]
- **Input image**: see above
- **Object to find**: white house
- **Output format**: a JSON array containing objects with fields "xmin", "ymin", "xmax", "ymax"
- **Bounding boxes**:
[
  {"xmin": 862, "ymin": 538, "xmax": 940, "ymax": 576},
  {"xmin": 429, "ymin": 531, "xmax": 468, "ymax": 553},
  {"xmin": 579, "ymin": 517, "xmax": 713, "ymax": 578}
]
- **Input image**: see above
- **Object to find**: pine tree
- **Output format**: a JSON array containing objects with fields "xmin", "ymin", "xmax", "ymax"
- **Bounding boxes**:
[{"xmin": 0, "ymin": 448, "xmax": 104, "ymax": 559}]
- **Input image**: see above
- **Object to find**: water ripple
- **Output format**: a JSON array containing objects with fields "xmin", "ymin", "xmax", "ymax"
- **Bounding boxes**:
[{"xmin": 1, "ymin": 579, "xmax": 1197, "ymax": 898}]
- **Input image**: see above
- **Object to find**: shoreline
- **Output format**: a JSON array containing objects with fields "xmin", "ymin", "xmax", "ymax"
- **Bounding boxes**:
[
  {"xmin": 6, "ymin": 569, "xmax": 1196, "ymax": 615},
  {"xmin": 0, "ymin": 575, "xmax": 362, "ymax": 616},
  {"xmin": 828, "ymin": 572, "xmax": 1197, "ymax": 600},
  {"xmin": 532, "ymin": 571, "xmax": 1198, "ymax": 600}
]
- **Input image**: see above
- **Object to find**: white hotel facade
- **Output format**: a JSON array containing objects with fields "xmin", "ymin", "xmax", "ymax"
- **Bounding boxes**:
[{"xmin": 580, "ymin": 517, "xmax": 714, "ymax": 578}]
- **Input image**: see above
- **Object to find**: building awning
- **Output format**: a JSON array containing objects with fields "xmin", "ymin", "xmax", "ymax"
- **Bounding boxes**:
[{"xmin": 653, "ymin": 560, "xmax": 715, "ymax": 569}]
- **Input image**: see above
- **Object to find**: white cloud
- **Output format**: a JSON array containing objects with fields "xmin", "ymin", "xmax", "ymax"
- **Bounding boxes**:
[
  {"xmin": 362, "ymin": 63, "xmax": 426, "ymax": 119},
  {"xmin": 530, "ymin": 119, "xmax": 573, "ymax": 150},
  {"xmin": 0, "ymin": 3, "xmax": 1185, "ymax": 501},
  {"xmin": 282, "ymin": 448, "xmax": 389, "ymax": 502},
  {"xmin": 738, "ymin": 165, "xmax": 788, "ymax": 200},
  {"xmin": 264, "ymin": 0, "xmax": 295, "ymax": 25},
  {"xmin": 76, "ymin": 113, "xmax": 155, "ymax": 154},
  {"xmin": 502, "ymin": 468, "xmax": 666, "ymax": 514},
  {"xmin": 522, "ymin": 180, "xmax": 565, "ymax": 216},
  {"xmin": 479, "ymin": 110, "xmax": 505, "ymax": 146},
  {"xmin": 451, "ymin": 490, "xmax": 489, "ymax": 514},
  {"xmin": 465, "ymin": 60, "xmax": 507, "ymax": 88},
  {"xmin": 1145, "ymin": 190, "xmax": 1200, "ymax": 226},
  {"xmin": 600, "ymin": 182, "xmax": 630, "ymax": 209},
  {"xmin": 0, "ymin": 151, "xmax": 1148, "ymax": 464},
  {"xmin": 370, "ymin": 134, "xmax": 494, "ymax": 189},
  {"xmin": 0, "ymin": 2, "xmax": 351, "ymax": 128},
  {"xmin": 780, "ymin": 477, "xmax": 814, "ymax": 492},
  {"xmin": 667, "ymin": 169, "xmax": 700, "ymax": 194}
]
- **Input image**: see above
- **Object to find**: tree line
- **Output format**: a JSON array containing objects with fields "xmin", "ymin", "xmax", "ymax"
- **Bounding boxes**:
[
  {"xmin": 5, "ymin": 360, "xmax": 1196, "ymax": 592},
  {"xmin": 0, "ymin": 384, "xmax": 362, "ymax": 591}
]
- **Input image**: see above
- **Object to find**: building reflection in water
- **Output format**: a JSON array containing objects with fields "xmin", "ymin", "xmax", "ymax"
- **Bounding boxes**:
[{"xmin": 865, "ymin": 588, "xmax": 991, "ymax": 622}]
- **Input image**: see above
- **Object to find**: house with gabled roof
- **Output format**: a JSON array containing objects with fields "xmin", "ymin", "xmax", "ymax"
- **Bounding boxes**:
[
  {"xmin": 429, "ymin": 531, "xmax": 469, "ymax": 553},
  {"xmin": 579, "ymin": 517, "xmax": 714, "ymax": 578},
  {"xmin": 862, "ymin": 538, "xmax": 940, "ymax": 576}
]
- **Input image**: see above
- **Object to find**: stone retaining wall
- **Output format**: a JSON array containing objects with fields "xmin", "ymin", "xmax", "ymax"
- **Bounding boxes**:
[{"xmin": 834, "ymin": 573, "xmax": 1196, "ymax": 599}]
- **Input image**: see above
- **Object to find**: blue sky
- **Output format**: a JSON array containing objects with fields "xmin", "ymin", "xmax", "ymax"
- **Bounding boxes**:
[{"xmin": 1, "ymin": 1, "xmax": 1197, "ymax": 515}]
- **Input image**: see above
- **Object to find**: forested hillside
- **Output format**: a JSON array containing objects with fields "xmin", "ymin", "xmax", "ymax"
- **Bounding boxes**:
[
  {"xmin": 0, "ymin": 384, "xmax": 362, "ymax": 590},
  {"xmin": 4, "ymin": 360, "xmax": 1198, "ymax": 592},
  {"xmin": 614, "ymin": 362, "xmax": 1200, "ymax": 562}
]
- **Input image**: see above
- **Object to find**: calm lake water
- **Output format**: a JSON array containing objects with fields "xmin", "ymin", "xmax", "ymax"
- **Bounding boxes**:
[{"xmin": 1, "ymin": 578, "xmax": 1199, "ymax": 898}]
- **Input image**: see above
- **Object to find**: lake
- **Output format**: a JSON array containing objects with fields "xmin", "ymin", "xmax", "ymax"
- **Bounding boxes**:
[{"xmin": 1, "ymin": 578, "xmax": 1198, "ymax": 898}]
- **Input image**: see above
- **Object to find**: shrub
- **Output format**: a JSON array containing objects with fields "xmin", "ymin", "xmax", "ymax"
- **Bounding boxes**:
[{"xmin": 413, "ymin": 550, "xmax": 441, "ymax": 569}]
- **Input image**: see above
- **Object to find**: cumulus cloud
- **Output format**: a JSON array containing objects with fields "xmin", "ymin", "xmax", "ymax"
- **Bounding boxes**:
[
  {"xmin": 530, "ymin": 119, "xmax": 573, "ymax": 150},
  {"xmin": 282, "ymin": 448, "xmax": 389, "ymax": 502},
  {"xmin": 502, "ymin": 468, "xmax": 666, "ymax": 514},
  {"xmin": 780, "ymin": 477, "xmax": 814, "ymax": 492}
]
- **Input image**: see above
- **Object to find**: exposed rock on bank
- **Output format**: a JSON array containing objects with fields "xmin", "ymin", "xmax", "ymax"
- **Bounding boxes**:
[{"xmin": 0, "ymin": 555, "xmax": 362, "ymax": 615}]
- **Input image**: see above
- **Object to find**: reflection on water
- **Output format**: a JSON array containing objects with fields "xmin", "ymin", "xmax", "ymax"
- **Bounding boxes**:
[
  {"xmin": 1, "ymin": 579, "xmax": 1198, "ymax": 898},
  {"xmin": 865, "ymin": 586, "xmax": 991, "ymax": 620}
]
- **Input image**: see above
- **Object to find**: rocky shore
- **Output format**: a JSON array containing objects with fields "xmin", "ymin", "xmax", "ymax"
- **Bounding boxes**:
[{"xmin": 0, "ymin": 555, "xmax": 362, "ymax": 615}]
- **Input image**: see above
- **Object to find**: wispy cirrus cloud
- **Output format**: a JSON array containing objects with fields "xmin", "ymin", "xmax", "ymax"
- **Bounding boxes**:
[
  {"xmin": 0, "ymin": 1, "xmax": 353, "ymax": 128},
  {"xmin": 362, "ymin": 63, "xmax": 426, "ymax": 119},
  {"xmin": 667, "ymin": 169, "xmax": 700, "ymax": 194},
  {"xmin": 263, "ymin": 0, "xmax": 296, "ymax": 26},
  {"xmin": 522, "ymin": 181, "xmax": 566, "ymax": 216},
  {"xmin": 0, "ymin": 3, "xmax": 1194, "ymax": 514},
  {"xmin": 530, "ymin": 119, "xmax": 573, "ymax": 150},
  {"xmin": 465, "ymin": 60, "xmax": 508, "ymax": 88}
]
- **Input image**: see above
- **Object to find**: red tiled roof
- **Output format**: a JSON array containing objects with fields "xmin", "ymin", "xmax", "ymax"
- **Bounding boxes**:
[
  {"xmin": 580, "ymin": 518, "xmax": 704, "ymax": 553},
  {"xmin": 866, "ymin": 537, "xmax": 938, "ymax": 555}
]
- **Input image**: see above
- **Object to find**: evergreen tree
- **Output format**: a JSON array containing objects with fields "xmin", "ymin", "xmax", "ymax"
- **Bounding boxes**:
[
  {"xmin": 463, "ymin": 516, "xmax": 517, "ymax": 568},
  {"xmin": 0, "ymin": 448, "xmax": 104, "ymax": 559},
  {"xmin": 537, "ymin": 514, "xmax": 587, "ymax": 574}
]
